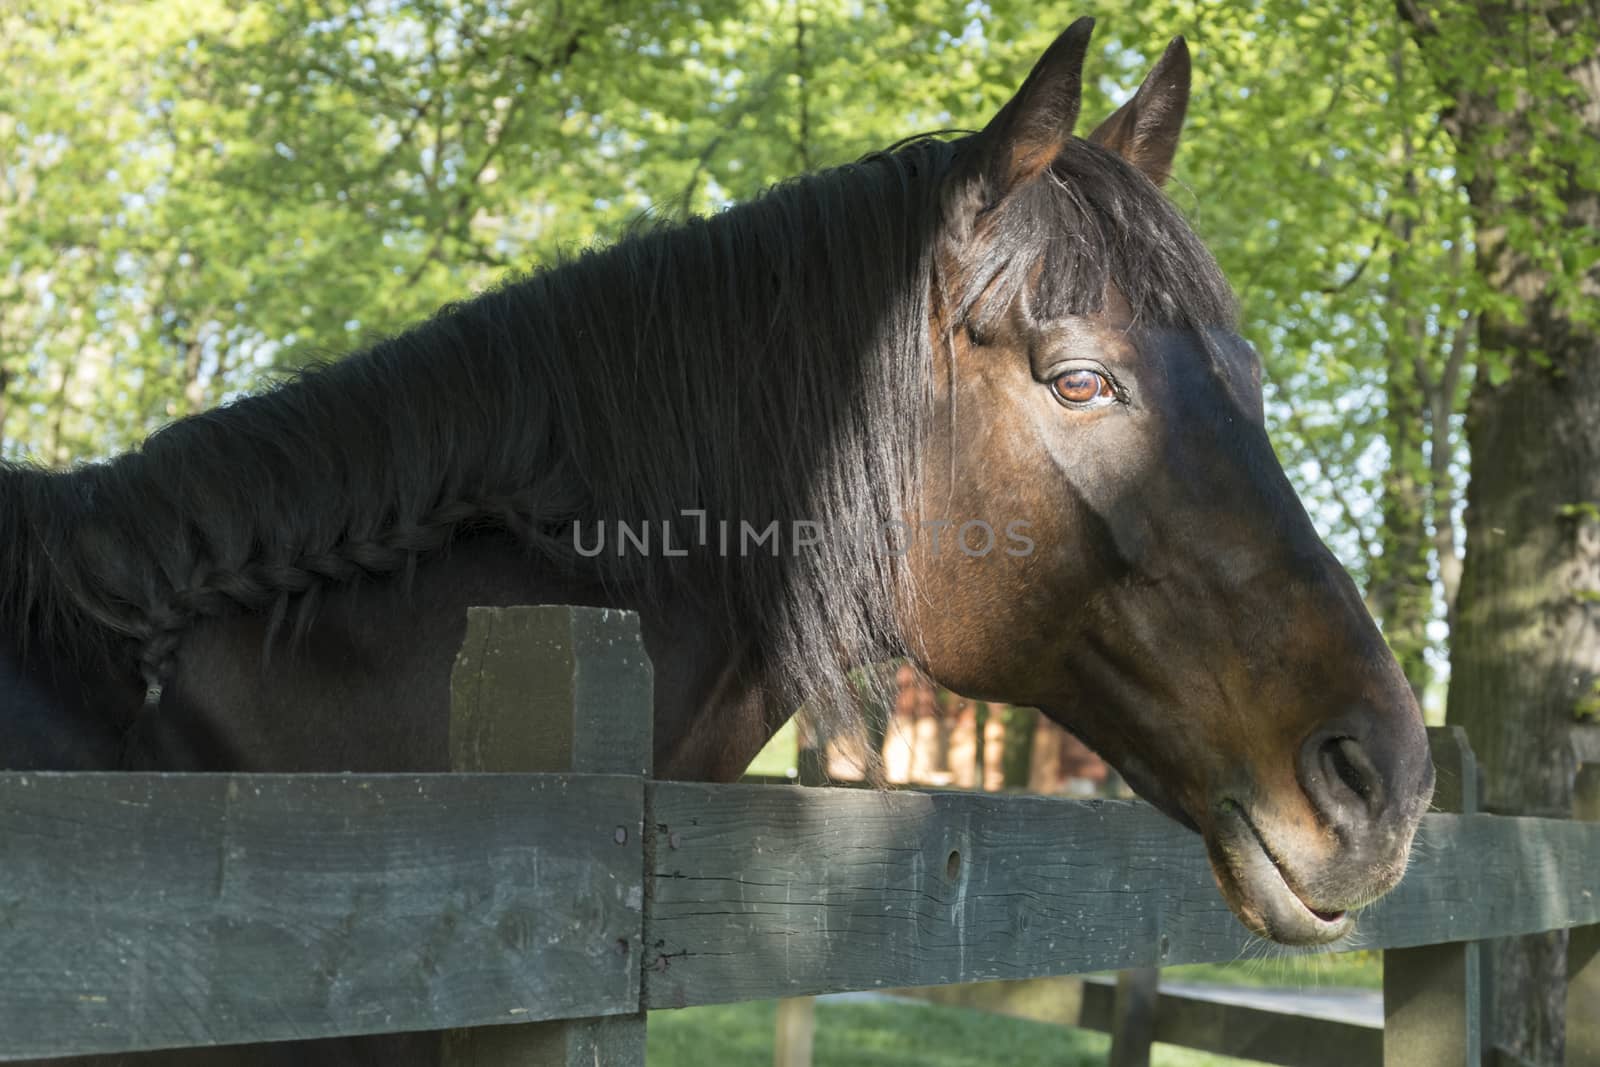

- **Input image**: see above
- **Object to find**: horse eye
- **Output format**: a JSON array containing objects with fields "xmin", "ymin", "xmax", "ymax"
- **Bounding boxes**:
[{"xmin": 1052, "ymin": 368, "xmax": 1115, "ymax": 407}]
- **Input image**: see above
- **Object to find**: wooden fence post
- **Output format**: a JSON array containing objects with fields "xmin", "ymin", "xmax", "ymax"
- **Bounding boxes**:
[
  {"xmin": 1383, "ymin": 726, "xmax": 1484, "ymax": 1067},
  {"xmin": 774, "ymin": 728, "xmax": 827, "ymax": 1067},
  {"xmin": 1567, "ymin": 747, "xmax": 1600, "ymax": 1066},
  {"xmin": 1108, "ymin": 967, "xmax": 1159, "ymax": 1067},
  {"xmin": 773, "ymin": 996, "xmax": 816, "ymax": 1067},
  {"xmin": 442, "ymin": 605, "xmax": 654, "ymax": 1067},
  {"xmin": 1569, "ymin": 893, "xmax": 1600, "ymax": 1067}
]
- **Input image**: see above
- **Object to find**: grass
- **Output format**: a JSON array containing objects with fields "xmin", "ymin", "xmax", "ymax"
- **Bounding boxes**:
[{"xmin": 648, "ymin": 998, "xmax": 1255, "ymax": 1067}]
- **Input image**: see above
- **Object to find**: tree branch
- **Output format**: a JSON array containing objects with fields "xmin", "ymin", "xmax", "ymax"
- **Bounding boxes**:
[{"xmin": 1320, "ymin": 222, "xmax": 1390, "ymax": 294}]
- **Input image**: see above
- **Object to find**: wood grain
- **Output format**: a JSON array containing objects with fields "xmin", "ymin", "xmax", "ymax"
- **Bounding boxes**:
[
  {"xmin": 0, "ymin": 771, "xmax": 643, "ymax": 1058},
  {"xmin": 645, "ymin": 782, "xmax": 1600, "ymax": 1006}
]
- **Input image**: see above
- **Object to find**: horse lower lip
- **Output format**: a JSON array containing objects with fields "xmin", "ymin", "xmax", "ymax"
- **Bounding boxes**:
[{"xmin": 1216, "ymin": 804, "xmax": 1351, "ymax": 942}]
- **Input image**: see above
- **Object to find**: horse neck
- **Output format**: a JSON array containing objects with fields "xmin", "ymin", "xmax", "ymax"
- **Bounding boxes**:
[{"xmin": 0, "ymin": 642, "xmax": 140, "ymax": 770}]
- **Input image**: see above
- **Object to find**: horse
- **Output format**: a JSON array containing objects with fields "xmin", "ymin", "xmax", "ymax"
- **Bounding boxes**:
[{"xmin": 1, "ymin": 19, "xmax": 1433, "ymax": 1065}]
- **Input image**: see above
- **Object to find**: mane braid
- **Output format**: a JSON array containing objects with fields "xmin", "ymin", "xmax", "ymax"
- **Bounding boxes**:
[{"xmin": 0, "ymin": 132, "xmax": 1236, "ymax": 746}]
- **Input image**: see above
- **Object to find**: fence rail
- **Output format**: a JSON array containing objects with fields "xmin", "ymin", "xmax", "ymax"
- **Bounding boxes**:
[
  {"xmin": 892, "ymin": 975, "xmax": 1382, "ymax": 1067},
  {"xmin": 1, "ymin": 605, "xmax": 1596, "ymax": 1065}
]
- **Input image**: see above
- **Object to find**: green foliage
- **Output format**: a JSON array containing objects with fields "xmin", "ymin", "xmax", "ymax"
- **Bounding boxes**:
[
  {"xmin": 1, "ymin": 0, "xmax": 1007, "ymax": 459},
  {"xmin": 1559, "ymin": 502, "xmax": 1600, "ymax": 523},
  {"xmin": 1578, "ymin": 679, "xmax": 1600, "ymax": 722}
]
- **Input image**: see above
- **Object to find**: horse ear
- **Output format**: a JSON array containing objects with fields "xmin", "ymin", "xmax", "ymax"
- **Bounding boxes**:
[
  {"xmin": 1087, "ymin": 37, "xmax": 1191, "ymax": 187},
  {"xmin": 973, "ymin": 18, "xmax": 1095, "ymax": 202}
]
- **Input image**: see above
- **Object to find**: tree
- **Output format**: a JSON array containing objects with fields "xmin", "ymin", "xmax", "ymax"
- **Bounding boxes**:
[
  {"xmin": 2, "ymin": 0, "xmax": 997, "ymax": 458},
  {"xmin": 1398, "ymin": 2, "xmax": 1600, "ymax": 1061}
]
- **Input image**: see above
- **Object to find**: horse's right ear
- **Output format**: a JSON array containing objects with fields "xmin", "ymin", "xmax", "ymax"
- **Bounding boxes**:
[
  {"xmin": 1087, "ymin": 36, "xmax": 1191, "ymax": 187},
  {"xmin": 969, "ymin": 18, "xmax": 1095, "ymax": 205}
]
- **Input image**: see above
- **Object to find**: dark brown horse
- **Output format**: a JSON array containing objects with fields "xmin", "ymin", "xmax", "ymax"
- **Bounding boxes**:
[{"xmin": 1, "ymin": 19, "xmax": 1431, "ymax": 1065}]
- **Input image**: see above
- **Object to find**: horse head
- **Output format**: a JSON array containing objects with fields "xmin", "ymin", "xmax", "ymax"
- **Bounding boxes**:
[{"xmin": 906, "ymin": 20, "xmax": 1433, "ymax": 945}]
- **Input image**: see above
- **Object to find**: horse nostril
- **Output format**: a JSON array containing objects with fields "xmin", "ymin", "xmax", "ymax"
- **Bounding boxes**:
[
  {"xmin": 1305, "ymin": 733, "xmax": 1386, "ymax": 826},
  {"xmin": 1325, "ymin": 738, "xmax": 1372, "ymax": 802}
]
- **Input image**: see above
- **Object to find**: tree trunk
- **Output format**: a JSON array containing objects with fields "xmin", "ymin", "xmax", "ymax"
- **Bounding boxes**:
[
  {"xmin": 1449, "ymin": 323, "xmax": 1597, "ymax": 1063},
  {"xmin": 1401, "ymin": 3, "xmax": 1600, "ymax": 1061},
  {"xmin": 998, "ymin": 706, "xmax": 1037, "ymax": 789}
]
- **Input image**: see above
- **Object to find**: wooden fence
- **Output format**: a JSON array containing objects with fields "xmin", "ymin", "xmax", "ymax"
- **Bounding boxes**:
[{"xmin": 0, "ymin": 605, "xmax": 1596, "ymax": 1065}]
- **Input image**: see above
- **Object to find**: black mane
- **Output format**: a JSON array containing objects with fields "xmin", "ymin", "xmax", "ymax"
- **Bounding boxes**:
[{"xmin": 1, "ymin": 132, "xmax": 1234, "ymax": 735}]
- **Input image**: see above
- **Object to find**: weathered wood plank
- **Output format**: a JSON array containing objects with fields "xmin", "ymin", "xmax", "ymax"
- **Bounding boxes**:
[
  {"xmin": 646, "ymin": 786, "xmax": 1239, "ymax": 1007},
  {"xmin": 1136, "ymin": 983, "xmax": 1382, "ymax": 1067},
  {"xmin": 1568, "ymin": 921, "xmax": 1600, "ymax": 1067},
  {"xmin": 893, "ymin": 975, "xmax": 1384, "ymax": 1067},
  {"xmin": 1566, "ymin": 762, "xmax": 1600, "ymax": 1067},
  {"xmin": 444, "ymin": 605, "xmax": 654, "ymax": 1067},
  {"xmin": 645, "ymin": 783, "xmax": 1600, "ymax": 1006},
  {"xmin": 1108, "ymin": 967, "xmax": 1158, "ymax": 1067},
  {"xmin": 1426, "ymin": 724, "xmax": 1479, "ymax": 816},
  {"xmin": 448, "ymin": 605, "xmax": 653, "ymax": 778},
  {"xmin": 1384, "ymin": 939, "xmax": 1482, "ymax": 1067},
  {"xmin": 1384, "ymin": 725, "xmax": 1483, "ymax": 1066},
  {"xmin": 0, "ymin": 771, "xmax": 643, "ymax": 1059}
]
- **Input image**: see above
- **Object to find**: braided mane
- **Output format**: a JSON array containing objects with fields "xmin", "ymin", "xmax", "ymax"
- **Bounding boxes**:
[{"xmin": 1, "ymin": 133, "xmax": 1232, "ymax": 735}]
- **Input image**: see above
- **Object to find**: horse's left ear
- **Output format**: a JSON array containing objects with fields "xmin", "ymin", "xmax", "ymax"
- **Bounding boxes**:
[{"xmin": 1088, "ymin": 37, "xmax": 1191, "ymax": 187}]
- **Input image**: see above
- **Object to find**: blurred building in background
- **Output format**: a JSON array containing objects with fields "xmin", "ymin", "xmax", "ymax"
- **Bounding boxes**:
[{"xmin": 823, "ymin": 663, "xmax": 1114, "ymax": 797}]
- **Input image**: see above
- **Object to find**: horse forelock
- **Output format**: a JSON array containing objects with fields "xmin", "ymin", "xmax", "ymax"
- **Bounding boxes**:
[{"xmin": 954, "ymin": 136, "xmax": 1237, "ymax": 338}]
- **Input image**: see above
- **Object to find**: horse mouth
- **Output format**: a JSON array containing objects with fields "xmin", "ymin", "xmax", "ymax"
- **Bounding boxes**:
[{"xmin": 1208, "ymin": 800, "xmax": 1352, "ymax": 946}]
